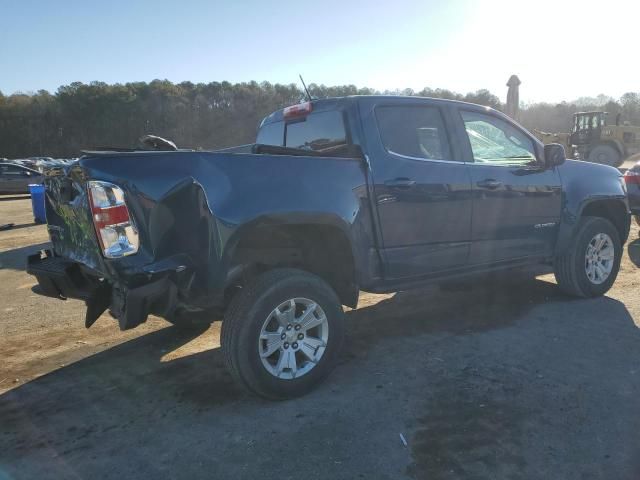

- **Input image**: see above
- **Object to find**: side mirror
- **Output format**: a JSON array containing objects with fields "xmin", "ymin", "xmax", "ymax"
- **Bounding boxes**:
[{"xmin": 544, "ymin": 143, "xmax": 566, "ymax": 168}]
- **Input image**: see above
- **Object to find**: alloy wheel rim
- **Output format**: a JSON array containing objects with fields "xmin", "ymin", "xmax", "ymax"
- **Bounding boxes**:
[
  {"xmin": 258, "ymin": 297, "xmax": 329, "ymax": 379},
  {"xmin": 584, "ymin": 232, "xmax": 614, "ymax": 285}
]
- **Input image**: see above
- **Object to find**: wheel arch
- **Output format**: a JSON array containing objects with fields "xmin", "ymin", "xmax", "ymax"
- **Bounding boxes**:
[
  {"xmin": 556, "ymin": 198, "xmax": 630, "ymax": 255},
  {"xmin": 222, "ymin": 214, "xmax": 359, "ymax": 307},
  {"xmin": 580, "ymin": 199, "xmax": 630, "ymax": 243}
]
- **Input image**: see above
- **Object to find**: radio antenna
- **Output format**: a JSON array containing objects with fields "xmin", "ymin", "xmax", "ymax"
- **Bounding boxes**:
[{"xmin": 299, "ymin": 74, "xmax": 312, "ymax": 101}]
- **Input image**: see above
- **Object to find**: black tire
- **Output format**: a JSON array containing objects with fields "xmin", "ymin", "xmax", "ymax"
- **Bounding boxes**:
[
  {"xmin": 588, "ymin": 144, "xmax": 622, "ymax": 167},
  {"xmin": 221, "ymin": 268, "xmax": 344, "ymax": 399},
  {"xmin": 554, "ymin": 216, "xmax": 622, "ymax": 297}
]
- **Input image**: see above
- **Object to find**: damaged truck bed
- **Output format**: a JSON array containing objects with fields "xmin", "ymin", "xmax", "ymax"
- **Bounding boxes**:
[{"xmin": 29, "ymin": 145, "xmax": 368, "ymax": 331}]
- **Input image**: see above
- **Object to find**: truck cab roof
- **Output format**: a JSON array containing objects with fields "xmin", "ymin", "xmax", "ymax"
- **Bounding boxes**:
[{"xmin": 259, "ymin": 95, "xmax": 499, "ymax": 127}]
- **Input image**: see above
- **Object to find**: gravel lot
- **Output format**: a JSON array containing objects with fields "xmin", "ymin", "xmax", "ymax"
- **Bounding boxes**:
[{"xmin": 2, "ymin": 196, "xmax": 640, "ymax": 479}]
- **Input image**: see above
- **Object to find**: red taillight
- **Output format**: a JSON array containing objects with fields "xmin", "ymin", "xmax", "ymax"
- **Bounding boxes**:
[
  {"xmin": 87, "ymin": 181, "xmax": 139, "ymax": 258},
  {"xmin": 283, "ymin": 101, "xmax": 312, "ymax": 119},
  {"xmin": 624, "ymin": 170, "xmax": 640, "ymax": 184},
  {"xmin": 91, "ymin": 204, "xmax": 130, "ymax": 229}
]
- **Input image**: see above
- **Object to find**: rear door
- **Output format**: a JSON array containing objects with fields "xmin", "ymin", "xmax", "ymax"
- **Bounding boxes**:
[
  {"xmin": 455, "ymin": 108, "xmax": 562, "ymax": 264},
  {"xmin": 358, "ymin": 98, "xmax": 473, "ymax": 279}
]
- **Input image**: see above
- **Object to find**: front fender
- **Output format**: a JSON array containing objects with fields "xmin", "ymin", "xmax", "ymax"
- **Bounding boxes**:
[{"xmin": 555, "ymin": 160, "xmax": 629, "ymax": 255}]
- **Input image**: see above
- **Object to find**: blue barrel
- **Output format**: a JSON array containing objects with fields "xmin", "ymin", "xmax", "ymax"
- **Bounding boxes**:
[{"xmin": 28, "ymin": 184, "xmax": 46, "ymax": 224}]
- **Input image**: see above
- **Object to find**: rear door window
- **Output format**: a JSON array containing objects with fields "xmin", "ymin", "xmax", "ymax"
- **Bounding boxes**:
[{"xmin": 375, "ymin": 106, "xmax": 452, "ymax": 160}]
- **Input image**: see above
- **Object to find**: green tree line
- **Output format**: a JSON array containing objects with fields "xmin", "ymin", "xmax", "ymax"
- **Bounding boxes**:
[{"xmin": 1, "ymin": 80, "xmax": 639, "ymax": 158}]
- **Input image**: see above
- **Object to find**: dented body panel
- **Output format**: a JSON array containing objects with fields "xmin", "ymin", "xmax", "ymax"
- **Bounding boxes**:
[{"xmin": 36, "ymin": 149, "xmax": 374, "ymax": 329}]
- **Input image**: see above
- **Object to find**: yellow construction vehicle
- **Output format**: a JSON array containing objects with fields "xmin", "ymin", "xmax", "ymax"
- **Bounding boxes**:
[
  {"xmin": 534, "ymin": 130, "xmax": 573, "ymax": 157},
  {"xmin": 534, "ymin": 111, "xmax": 640, "ymax": 167}
]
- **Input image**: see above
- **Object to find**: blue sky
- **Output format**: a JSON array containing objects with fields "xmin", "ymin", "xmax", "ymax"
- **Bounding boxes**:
[{"xmin": 1, "ymin": 0, "xmax": 638, "ymax": 103}]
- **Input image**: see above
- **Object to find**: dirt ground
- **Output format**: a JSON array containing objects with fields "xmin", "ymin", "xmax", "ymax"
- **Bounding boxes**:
[{"xmin": 2, "ymin": 196, "xmax": 640, "ymax": 479}]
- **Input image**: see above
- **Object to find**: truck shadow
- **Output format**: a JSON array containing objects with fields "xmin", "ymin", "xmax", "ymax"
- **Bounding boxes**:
[
  {"xmin": 627, "ymin": 238, "xmax": 640, "ymax": 267},
  {"xmin": 1, "ymin": 276, "xmax": 638, "ymax": 479},
  {"xmin": 0, "ymin": 221, "xmax": 39, "ymax": 231},
  {"xmin": 0, "ymin": 275, "xmax": 553, "ymax": 404},
  {"xmin": 0, "ymin": 194, "xmax": 31, "ymax": 202},
  {"xmin": 345, "ymin": 273, "xmax": 562, "ymax": 360},
  {"xmin": 0, "ymin": 242, "xmax": 50, "ymax": 271}
]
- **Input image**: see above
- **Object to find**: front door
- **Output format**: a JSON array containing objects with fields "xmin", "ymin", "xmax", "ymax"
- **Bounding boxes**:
[
  {"xmin": 359, "ymin": 98, "xmax": 473, "ymax": 279},
  {"xmin": 456, "ymin": 109, "xmax": 562, "ymax": 265}
]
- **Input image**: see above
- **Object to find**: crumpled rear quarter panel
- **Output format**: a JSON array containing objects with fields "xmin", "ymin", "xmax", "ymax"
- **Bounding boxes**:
[{"xmin": 44, "ymin": 164, "xmax": 105, "ymax": 273}]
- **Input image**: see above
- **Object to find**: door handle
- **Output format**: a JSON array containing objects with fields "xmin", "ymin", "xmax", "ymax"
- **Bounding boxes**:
[
  {"xmin": 477, "ymin": 179, "xmax": 502, "ymax": 189},
  {"xmin": 385, "ymin": 177, "xmax": 416, "ymax": 188}
]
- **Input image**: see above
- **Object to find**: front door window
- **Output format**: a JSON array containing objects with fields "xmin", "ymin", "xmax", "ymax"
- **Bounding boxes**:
[{"xmin": 461, "ymin": 111, "xmax": 537, "ymax": 166}]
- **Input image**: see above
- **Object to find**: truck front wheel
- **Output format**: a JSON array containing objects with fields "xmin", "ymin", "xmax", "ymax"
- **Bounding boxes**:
[
  {"xmin": 554, "ymin": 216, "xmax": 622, "ymax": 297},
  {"xmin": 221, "ymin": 268, "xmax": 345, "ymax": 399}
]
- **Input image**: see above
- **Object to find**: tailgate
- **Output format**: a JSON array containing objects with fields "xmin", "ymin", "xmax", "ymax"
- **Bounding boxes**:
[{"xmin": 44, "ymin": 163, "xmax": 106, "ymax": 273}]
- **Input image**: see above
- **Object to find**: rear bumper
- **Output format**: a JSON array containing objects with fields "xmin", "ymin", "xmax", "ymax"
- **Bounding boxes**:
[
  {"xmin": 27, "ymin": 250, "xmax": 95, "ymax": 300},
  {"xmin": 27, "ymin": 250, "xmax": 177, "ymax": 330}
]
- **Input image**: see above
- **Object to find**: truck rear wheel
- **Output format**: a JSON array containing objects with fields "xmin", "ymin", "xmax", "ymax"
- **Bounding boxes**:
[
  {"xmin": 221, "ymin": 268, "xmax": 345, "ymax": 399},
  {"xmin": 588, "ymin": 144, "xmax": 622, "ymax": 167},
  {"xmin": 554, "ymin": 216, "xmax": 621, "ymax": 297}
]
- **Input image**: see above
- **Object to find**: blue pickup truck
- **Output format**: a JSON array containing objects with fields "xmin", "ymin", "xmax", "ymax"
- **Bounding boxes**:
[{"xmin": 28, "ymin": 95, "xmax": 630, "ymax": 398}]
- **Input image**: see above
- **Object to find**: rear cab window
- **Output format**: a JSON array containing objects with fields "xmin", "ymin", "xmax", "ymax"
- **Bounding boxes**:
[
  {"xmin": 257, "ymin": 107, "xmax": 350, "ymax": 154},
  {"xmin": 285, "ymin": 111, "xmax": 347, "ymax": 151}
]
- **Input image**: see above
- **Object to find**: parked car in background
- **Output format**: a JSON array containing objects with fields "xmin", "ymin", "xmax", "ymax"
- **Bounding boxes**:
[
  {"xmin": 8, "ymin": 158, "xmax": 38, "ymax": 170},
  {"xmin": 35, "ymin": 158, "xmax": 75, "ymax": 171},
  {"xmin": 0, "ymin": 162, "xmax": 44, "ymax": 194},
  {"xmin": 6, "ymin": 157, "xmax": 75, "ymax": 173}
]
